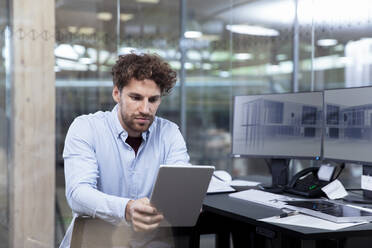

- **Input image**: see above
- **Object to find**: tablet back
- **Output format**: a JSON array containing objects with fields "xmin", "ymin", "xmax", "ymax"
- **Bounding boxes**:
[{"xmin": 150, "ymin": 165, "xmax": 214, "ymax": 227}]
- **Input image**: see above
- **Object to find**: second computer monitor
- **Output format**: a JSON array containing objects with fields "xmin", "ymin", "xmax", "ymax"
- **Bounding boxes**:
[
  {"xmin": 232, "ymin": 92, "xmax": 323, "ymax": 159},
  {"xmin": 324, "ymin": 86, "xmax": 372, "ymax": 165}
]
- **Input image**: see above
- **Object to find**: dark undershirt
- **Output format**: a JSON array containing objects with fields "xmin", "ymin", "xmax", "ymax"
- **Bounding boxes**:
[{"xmin": 125, "ymin": 136, "xmax": 142, "ymax": 155}]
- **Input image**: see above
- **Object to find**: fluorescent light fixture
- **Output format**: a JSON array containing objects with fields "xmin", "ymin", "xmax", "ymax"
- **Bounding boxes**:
[
  {"xmin": 56, "ymin": 58, "xmax": 89, "ymax": 71},
  {"xmin": 67, "ymin": 26, "xmax": 78, "ymax": 33},
  {"xmin": 184, "ymin": 31, "xmax": 202, "ymax": 39},
  {"xmin": 97, "ymin": 12, "xmax": 112, "ymax": 21},
  {"xmin": 120, "ymin": 13, "xmax": 134, "ymax": 22},
  {"xmin": 55, "ymin": 44, "xmax": 79, "ymax": 60},
  {"xmin": 185, "ymin": 62, "xmax": 194, "ymax": 70},
  {"xmin": 136, "ymin": 0, "xmax": 159, "ymax": 3},
  {"xmin": 317, "ymin": 39, "xmax": 338, "ymax": 47},
  {"xmin": 118, "ymin": 47, "xmax": 137, "ymax": 55},
  {"xmin": 78, "ymin": 27, "xmax": 95, "ymax": 35},
  {"xmin": 226, "ymin": 24, "xmax": 279, "ymax": 36},
  {"xmin": 210, "ymin": 51, "xmax": 230, "ymax": 62},
  {"xmin": 202, "ymin": 63, "xmax": 212, "ymax": 70},
  {"xmin": 228, "ymin": 0, "xmax": 371, "ymax": 27},
  {"xmin": 147, "ymin": 48, "xmax": 166, "ymax": 58},
  {"xmin": 276, "ymin": 54, "xmax": 287, "ymax": 61},
  {"xmin": 169, "ymin": 61, "xmax": 181, "ymax": 70},
  {"xmin": 79, "ymin": 57, "xmax": 92, "ymax": 64},
  {"xmin": 187, "ymin": 50, "xmax": 202, "ymax": 60},
  {"xmin": 219, "ymin": 71, "xmax": 230, "ymax": 78},
  {"xmin": 200, "ymin": 34, "xmax": 220, "ymax": 42},
  {"xmin": 72, "ymin": 44, "xmax": 85, "ymax": 55},
  {"xmin": 234, "ymin": 53, "xmax": 253, "ymax": 60}
]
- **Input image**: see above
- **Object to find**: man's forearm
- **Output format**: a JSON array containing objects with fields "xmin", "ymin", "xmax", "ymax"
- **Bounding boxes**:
[{"xmin": 68, "ymin": 184, "xmax": 130, "ymax": 225}]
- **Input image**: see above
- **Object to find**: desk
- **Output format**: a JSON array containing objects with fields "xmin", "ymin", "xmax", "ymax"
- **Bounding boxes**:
[{"xmin": 202, "ymin": 193, "xmax": 372, "ymax": 248}]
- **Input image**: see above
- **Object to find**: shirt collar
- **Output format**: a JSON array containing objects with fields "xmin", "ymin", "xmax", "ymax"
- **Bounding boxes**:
[{"xmin": 111, "ymin": 104, "xmax": 155, "ymax": 141}]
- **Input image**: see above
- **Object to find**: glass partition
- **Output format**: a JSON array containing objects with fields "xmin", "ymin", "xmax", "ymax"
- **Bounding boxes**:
[
  {"xmin": 55, "ymin": 0, "xmax": 118, "ymax": 243},
  {"xmin": 0, "ymin": 0, "xmax": 9, "ymax": 245},
  {"xmin": 50, "ymin": 0, "xmax": 372, "ymax": 246}
]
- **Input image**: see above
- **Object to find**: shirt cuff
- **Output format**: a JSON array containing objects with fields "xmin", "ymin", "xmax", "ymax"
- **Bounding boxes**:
[{"xmin": 121, "ymin": 198, "xmax": 132, "ymax": 227}]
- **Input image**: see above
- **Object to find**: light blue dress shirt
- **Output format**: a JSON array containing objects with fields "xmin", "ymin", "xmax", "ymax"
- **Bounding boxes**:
[{"xmin": 59, "ymin": 104, "xmax": 190, "ymax": 248}]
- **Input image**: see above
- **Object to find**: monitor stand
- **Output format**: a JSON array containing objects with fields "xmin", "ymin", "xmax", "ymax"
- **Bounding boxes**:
[
  {"xmin": 343, "ymin": 164, "xmax": 372, "ymax": 204},
  {"xmin": 261, "ymin": 158, "xmax": 290, "ymax": 193}
]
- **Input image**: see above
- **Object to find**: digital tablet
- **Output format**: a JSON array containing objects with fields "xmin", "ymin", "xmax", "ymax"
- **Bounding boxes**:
[
  {"xmin": 284, "ymin": 199, "xmax": 372, "ymax": 223},
  {"xmin": 150, "ymin": 164, "xmax": 214, "ymax": 226}
]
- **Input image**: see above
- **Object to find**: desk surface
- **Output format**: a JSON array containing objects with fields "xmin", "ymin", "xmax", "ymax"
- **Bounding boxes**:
[{"xmin": 203, "ymin": 193, "xmax": 372, "ymax": 240}]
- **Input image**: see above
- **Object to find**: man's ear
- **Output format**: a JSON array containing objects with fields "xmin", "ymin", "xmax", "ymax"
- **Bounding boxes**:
[{"xmin": 112, "ymin": 86, "xmax": 120, "ymax": 103}]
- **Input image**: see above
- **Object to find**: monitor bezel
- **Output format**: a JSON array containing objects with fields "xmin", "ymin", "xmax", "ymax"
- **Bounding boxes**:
[
  {"xmin": 322, "ymin": 85, "xmax": 372, "ymax": 166},
  {"xmin": 231, "ymin": 91, "xmax": 323, "ymax": 161}
]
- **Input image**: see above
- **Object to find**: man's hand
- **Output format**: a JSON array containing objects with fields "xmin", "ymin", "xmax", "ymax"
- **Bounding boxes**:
[{"xmin": 125, "ymin": 197, "xmax": 164, "ymax": 232}]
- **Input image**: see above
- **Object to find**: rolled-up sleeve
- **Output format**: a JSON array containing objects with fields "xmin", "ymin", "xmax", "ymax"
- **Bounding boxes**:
[{"xmin": 63, "ymin": 117, "xmax": 129, "ymax": 225}]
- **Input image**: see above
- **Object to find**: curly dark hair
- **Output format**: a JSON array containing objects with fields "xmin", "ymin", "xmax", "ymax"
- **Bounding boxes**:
[{"xmin": 111, "ymin": 53, "xmax": 177, "ymax": 95}]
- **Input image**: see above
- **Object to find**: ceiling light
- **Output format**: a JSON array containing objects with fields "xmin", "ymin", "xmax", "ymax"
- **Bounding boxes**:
[
  {"xmin": 223, "ymin": 0, "xmax": 371, "ymax": 27},
  {"xmin": 200, "ymin": 34, "xmax": 220, "ymax": 42},
  {"xmin": 210, "ymin": 51, "xmax": 230, "ymax": 62},
  {"xmin": 67, "ymin": 26, "xmax": 77, "ymax": 33},
  {"xmin": 120, "ymin": 13, "xmax": 134, "ymax": 22},
  {"xmin": 78, "ymin": 27, "xmax": 95, "ymax": 35},
  {"xmin": 219, "ymin": 71, "xmax": 230, "ymax": 78},
  {"xmin": 55, "ymin": 44, "xmax": 79, "ymax": 60},
  {"xmin": 97, "ymin": 12, "xmax": 112, "ymax": 21},
  {"xmin": 202, "ymin": 63, "xmax": 212, "ymax": 70},
  {"xmin": 136, "ymin": 0, "xmax": 159, "ymax": 3},
  {"xmin": 187, "ymin": 50, "xmax": 202, "ymax": 60},
  {"xmin": 317, "ymin": 39, "xmax": 338, "ymax": 47},
  {"xmin": 185, "ymin": 20, "xmax": 203, "ymax": 39},
  {"xmin": 79, "ymin": 49, "xmax": 92, "ymax": 64},
  {"xmin": 226, "ymin": 24, "xmax": 279, "ymax": 36},
  {"xmin": 79, "ymin": 57, "xmax": 92, "ymax": 64},
  {"xmin": 184, "ymin": 31, "xmax": 202, "ymax": 39},
  {"xmin": 118, "ymin": 47, "xmax": 137, "ymax": 55},
  {"xmin": 276, "ymin": 54, "xmax": 287, "ymax": 61},
  {"xmin": 185, "ymin": 62, "xmax": 194, "ymax": 70},
  {"xmin": 234, "ymin": 53, "xmax": 253, "ymax": 60}
]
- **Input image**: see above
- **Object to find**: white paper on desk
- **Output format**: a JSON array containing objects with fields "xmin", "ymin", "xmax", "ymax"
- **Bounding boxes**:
[
  {"xmin": 361, "ymin": 175, "xmax": 372, "ymax": 191},
  {"xmin": 229, "ymin": 189, "xmax": 298, "ymax": 209},
  {"xmin": 321, "ymin": 179, "xmax": 348, "ymax": 200},
  {"xmin": 207, "ymin": 176, "xmax": 235, "ymax": 194},
  {"xmin": 259, "ymin": 214, "xmax": 365, "ymax": 231}
]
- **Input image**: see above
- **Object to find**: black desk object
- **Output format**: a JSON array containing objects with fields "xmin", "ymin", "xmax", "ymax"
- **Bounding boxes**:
[{"xmin": 202, "ymin": 193, "xmax": 372, "ymax": 248}]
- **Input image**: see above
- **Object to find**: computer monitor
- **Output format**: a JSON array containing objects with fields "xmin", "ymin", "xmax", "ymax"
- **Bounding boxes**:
[
  {"xmin": 324, "ymin": 86, "xmax": 372, "ymax": 203},
  {"xmin": 232, "ymin": 92, "xmax": 323, "ymax": 189}
]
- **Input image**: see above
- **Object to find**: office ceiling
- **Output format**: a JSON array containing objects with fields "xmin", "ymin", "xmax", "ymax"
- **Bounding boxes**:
[{"xmin": 55, "ymin": 0, "xmax": 372, "ymax": 43}]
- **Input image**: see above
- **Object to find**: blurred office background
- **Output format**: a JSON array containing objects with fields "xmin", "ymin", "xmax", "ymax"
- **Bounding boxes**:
[{"xmin": 1, "ymin": 0, "xmax": 372, "ymax": 247}]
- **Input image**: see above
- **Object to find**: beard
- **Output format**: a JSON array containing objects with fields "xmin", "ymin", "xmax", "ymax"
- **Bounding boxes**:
[{"xmin": 120, "ymin": 107, "xmax": 155, "ymax": 136}]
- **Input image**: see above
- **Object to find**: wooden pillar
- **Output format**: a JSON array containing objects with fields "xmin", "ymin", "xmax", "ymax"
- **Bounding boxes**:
[{"xmin": 9, "ymin": 0, "xmax": 55, "ymax": 247}]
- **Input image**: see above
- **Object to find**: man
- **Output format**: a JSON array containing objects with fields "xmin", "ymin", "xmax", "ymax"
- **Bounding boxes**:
[{"xmin": 59, "ymin": 53, "xmax": 190, "ymax": 248}]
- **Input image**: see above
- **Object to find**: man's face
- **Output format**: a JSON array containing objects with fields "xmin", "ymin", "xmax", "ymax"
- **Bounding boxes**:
[{"xmin": 112, "ymin": 78, "xmax": 161, "ymax": 137}]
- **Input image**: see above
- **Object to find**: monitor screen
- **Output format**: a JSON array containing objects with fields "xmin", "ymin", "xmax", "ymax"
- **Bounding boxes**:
[
  {"xmin": 324, "ymin": 86, "xmax": 372, "ymax": 164},
  {"xmin": 232, "ymin": 92, "xmax": 323, "ymax": 159}
]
